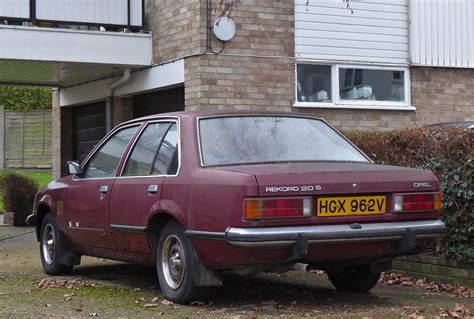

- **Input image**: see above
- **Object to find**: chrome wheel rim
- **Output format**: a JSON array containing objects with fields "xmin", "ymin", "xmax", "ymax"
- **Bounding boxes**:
[
  {"xmin": 161, "ymin": 235, "xmax": 185, "ymax": 290},
  {"xmin": 42, "ymin": 224, "xmax": 55, "ymax": 265}
]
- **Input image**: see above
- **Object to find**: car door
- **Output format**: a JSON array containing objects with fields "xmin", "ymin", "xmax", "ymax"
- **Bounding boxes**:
[
  {"xmin": 64, "ymin": 125, "xmax": 140, "ymax": 249},
  {"xmin": 109, "ymin": 121, "xmax": 179, "ymax": 254}
]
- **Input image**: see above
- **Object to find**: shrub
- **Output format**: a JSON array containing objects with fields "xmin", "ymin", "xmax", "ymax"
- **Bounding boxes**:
[
  {"xmin": 0, "ymin": 173, "xmax": 38, "ymax": 216},
  {"xmin": 345, "ymin": 128, "xmax": 473, "ymax": 264}
]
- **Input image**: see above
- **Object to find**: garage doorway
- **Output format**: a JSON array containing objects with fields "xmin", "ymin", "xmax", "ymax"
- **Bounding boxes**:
[{"xmin": 133, "ymin": 87, "xmax": 184, "ymax": 118}]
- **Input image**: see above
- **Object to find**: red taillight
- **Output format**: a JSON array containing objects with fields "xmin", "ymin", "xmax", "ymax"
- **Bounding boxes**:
[
  {"xmin": 244, "ymin": 197, "xmax": 312, "ymax": 220},
  {"xmin": 393, "ymin": 192, "xmax": 442, "ymax": 213}
]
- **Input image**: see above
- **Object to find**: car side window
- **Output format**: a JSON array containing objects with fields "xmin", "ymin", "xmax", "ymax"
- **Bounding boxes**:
[
  {"xmin": 81, "ymin": 126, "xmax": 138, "ymax": 179},
  {"xmin": 152, "ymin": 123, "xmax": 178, "ymax": 175},
  {"xmin": 122, "ymin": 122, "xmax": 172, "ymax": 176}
]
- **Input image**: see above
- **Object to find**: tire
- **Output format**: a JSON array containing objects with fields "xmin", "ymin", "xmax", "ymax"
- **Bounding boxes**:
[
  {"xmin": 156, "ymin": 221, "xmax": 202, "ymax": 304},
  {"xmin": 327, "ymin": 266, "xmax": 380, "ymax": 293},
  {"xmin": 40, "ymin": 214, "xmax": 74, "ymax": 275}
]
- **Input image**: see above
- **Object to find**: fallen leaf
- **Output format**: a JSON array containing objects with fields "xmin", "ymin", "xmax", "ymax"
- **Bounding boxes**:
[
  {"xmin": 144, "ymin": 303, "xmax": 159, "ymax": 308},
  {"xmin": 161, "ymin": 299, "xmax": 173, "ymax": 306},
  {"xmin": 75, "ymin": 304, "xmax": 83, "ymax": 312},
  {"xmin": 190, "ymin": 301, "xmax": 205, "ymax": 306},
  {"xmin": 45, "ymin": 304, "xmax": 52, "ymax": 308},
  {"xmin": 380, "ymin": 272, "xmax": 474, "ymax": 298},
  {"xmin": 88, "ymin": 313, "xmax": 99, "ymax": 317}
]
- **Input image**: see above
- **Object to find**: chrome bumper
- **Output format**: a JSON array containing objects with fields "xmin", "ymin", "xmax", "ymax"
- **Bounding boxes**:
[{"xmin": 223, "ymin": 220, "xmax": 446, "ymax": 247}]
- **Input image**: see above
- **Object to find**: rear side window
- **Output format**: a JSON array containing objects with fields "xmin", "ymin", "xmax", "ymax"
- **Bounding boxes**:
[
  {"xmin": 153, "ymin": 123, "xmax": 178, "ymax": 175},
  {"xmin": 82, "ymin": 126, "xmax": 138, "ymax": 179},
  {"xmin": 122, "ymin": 123, "xmax": 172, "ymax": 176}
]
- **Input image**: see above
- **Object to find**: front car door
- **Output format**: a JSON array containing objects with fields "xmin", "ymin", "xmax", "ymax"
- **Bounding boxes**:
[
  {"xmin": 64, "ymin": 124, "xmax": 140, "ymax": 249},
  {"xmin": 109, "ymin": 120, "xmax": 180, "ymax": 254}
]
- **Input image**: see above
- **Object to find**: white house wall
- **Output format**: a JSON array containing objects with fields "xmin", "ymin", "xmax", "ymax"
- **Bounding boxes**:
[
  {"xmin": 410, "ymin": 0, "xmax": 474, "ymax": 68},
  {"xmin": 295, "ymin": 0, "xmax": 409, "ymax": 65}
]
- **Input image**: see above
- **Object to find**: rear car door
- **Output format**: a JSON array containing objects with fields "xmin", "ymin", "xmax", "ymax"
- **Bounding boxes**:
[
  {"xmin": 64, "ymin": 125, "xmax": 140, "ymax": 249},
  {"xmin": 109, "ymin": 121, "xmax": 179, "ymax": 253}
]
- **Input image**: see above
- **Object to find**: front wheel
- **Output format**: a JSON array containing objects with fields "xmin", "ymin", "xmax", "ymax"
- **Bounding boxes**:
[
  {"xmin": 156, "ymin": 221, "xmax": 203, "ymax": 304},
  {"xmin": 327, "ymin": 266, "xmax": 380, "ymax": 293},
  {"xmin": 40, "ymin": 214, "xmax": 73, "ymax": 275}
]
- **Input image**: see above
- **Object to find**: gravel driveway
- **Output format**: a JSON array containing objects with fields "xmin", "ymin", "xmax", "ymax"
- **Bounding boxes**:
[{"xmin": 0, "ymin": 226, "xmax": 472, "ymax": 318}]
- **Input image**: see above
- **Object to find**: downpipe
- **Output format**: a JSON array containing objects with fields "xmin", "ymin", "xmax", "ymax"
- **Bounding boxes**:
[{"xmin": 105, "ymin": 68, "xmax": 131, "ymax": 132}]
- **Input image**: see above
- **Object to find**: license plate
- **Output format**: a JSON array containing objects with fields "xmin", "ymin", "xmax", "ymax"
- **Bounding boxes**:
[{"xmin": 317, "ymin": 196, "xmax": 386, "ymax": 217}]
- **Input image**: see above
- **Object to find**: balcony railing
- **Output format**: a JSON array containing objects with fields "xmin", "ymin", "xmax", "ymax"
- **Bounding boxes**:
[{"xmin": 0, "ymin": 0, "xmax": 143, "ymax": 29}]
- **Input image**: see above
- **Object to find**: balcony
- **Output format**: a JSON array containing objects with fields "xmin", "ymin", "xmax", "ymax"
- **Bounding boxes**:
[{"xmin": 0, "ymin": 0, "xmax": 151, "ymax": 87}]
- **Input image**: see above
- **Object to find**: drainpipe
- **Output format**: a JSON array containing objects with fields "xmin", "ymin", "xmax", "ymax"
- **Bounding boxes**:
[{"xmin": 105, "ymin": 68, "xmax": 131, "ymax": 132}]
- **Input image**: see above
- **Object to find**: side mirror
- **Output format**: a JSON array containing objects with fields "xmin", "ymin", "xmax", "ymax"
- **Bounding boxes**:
[{"xmin": 67, "ymin": 161, "xmax": 82, "ymax": 175}]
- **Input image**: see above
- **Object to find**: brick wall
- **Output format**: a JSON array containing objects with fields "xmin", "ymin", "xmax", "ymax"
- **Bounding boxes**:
[
  {"xmin": 112, "ymin": 96, "xmax": 134, "ymax": 127},
  {"xmin": 411, "ymin": 67, "xmax": 474, "ymax": 126},
  {"xmin": 184, "ymin": 0, "xmax": 295, "ymax": 111},
  {"xmin": 146, "ymin": 0, "xmax": 205, "ymax": 63}
]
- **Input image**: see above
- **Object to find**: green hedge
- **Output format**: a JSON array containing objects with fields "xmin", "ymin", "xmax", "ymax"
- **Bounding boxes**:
[
  {"xmin": 0, "ymin": 86, "xmax": 52, "ymax": 111},
  {"xmin": 345, "ymin": 128, "xmax": 473, "ymax": 264}
]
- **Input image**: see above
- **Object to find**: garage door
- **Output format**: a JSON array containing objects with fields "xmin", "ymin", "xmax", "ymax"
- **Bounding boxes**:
[
  {"xmin": 133, "ymin": 87, "xmax": 184, "ymax": 118},
  {"xmin": 73, "ymin": 102, "xmax": 106, "ymax": 162}
]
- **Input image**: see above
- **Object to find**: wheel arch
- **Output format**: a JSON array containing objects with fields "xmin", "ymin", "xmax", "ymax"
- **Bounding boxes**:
[
  {"xmin": 36, "ymin": 203, "xmax": 54, "ymax": 241},
  {"xmin": 147, "ymin": 210, "xmax": 186, "ymax": 257}
]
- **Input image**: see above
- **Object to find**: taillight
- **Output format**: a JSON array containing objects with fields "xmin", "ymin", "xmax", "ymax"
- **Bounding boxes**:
[
  {"xmin": 393, "ymin": 192, "xmax": 442, "ymax": 213},
  {"xmin": 244, "ymin": 197, "xmax": 313, "ymax": 220}
]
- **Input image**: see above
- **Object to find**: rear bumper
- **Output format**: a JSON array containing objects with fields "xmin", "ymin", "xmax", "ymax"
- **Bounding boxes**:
[{"xmin": 186, "ymin": 220, "xmax": 446, "ymax": 247}]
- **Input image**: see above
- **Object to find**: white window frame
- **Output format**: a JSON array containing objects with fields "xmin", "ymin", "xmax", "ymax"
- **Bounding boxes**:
[{"xmin": 294, "ymin": 62, "xmax": 414, "ymax": 111}]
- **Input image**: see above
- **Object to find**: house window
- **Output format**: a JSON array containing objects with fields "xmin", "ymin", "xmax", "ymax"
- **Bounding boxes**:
[
  {"xmin": 297, "ymin": 64, "xmax": 332, "ymax": 103},
  {"xmin": 295, "ymin": 63, "xmax": 411, "ymax": 109}
]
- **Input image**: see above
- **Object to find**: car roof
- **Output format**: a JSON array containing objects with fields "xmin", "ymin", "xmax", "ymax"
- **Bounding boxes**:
[{"xmin": 120, "ymin": 110, "xmax": 324, "ymax": 126}]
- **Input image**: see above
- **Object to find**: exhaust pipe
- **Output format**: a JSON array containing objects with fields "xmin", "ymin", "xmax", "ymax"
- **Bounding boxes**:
[{"xmin": 290, "ymin": 262, "xmax": 310, "ymax": 272}]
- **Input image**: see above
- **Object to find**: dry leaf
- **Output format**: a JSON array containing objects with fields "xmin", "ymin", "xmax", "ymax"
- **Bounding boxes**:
[
  {"xmin": 152, "ymin": 297, "xmax": 159, "ymax": 303},
  {"xmin": 161, "ymin": 299, "xmax": 174, "ymax": 306},
  {"xmin": 144, "ymin": 303, "xmax": 159, "ymax": 308},
  {"xmin": 88, "ymin": 313, "xmax": 99, "ymax": 317},
  {"xmin": 190, "ymin": 301, "xmax": 205, "ymax": 306},
  {"xmin": 75, "ymin": 304, "xmax": 83, "ymax": 312}
]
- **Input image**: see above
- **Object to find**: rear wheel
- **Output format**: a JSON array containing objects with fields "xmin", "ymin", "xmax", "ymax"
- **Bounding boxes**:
[
  {"xmin": 156, "ymin": 221, "xmax": 203, "ymax": 304},
  {"xmin": 327, "ymin": 266, "xmax": 380, "ymax": 293},
  {"xmin": 40, "ymin": 214, "xmax": 73, "ymax": 275}
]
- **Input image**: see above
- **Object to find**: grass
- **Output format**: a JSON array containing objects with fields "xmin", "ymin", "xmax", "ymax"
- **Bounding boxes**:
[{"xmin": 0, "ymin": 169, "xmax": 52, "ymax": 213}]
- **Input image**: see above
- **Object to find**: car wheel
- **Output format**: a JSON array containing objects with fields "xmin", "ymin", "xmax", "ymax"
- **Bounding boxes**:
[
  {"xmin": 327, "ymin": 266, "xmax": 380, "ymax": 293},
  {"xmin": 156, "ymin": 221, "xmax": 202, "ymax": 304},
  {"xmin": 40, "ymin": 214, "xmax": 73, "ymax": 275}
]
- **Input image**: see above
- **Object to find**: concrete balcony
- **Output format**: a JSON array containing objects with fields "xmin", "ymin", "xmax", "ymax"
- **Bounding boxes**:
[{"xmin": 0, "ymin": 0, "xmax": 151, "ymax": 87}]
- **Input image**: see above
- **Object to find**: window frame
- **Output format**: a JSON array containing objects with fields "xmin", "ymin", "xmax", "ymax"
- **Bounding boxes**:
[
  {"xmin": 294, "ymin": 61, "xmax": 414, "ymax": 111},
  {"xmin": 118, "ymin": 119, "xmax": 181, "ymax": 178},
  {"xmin": 74, "ymin": 123, "xmax": 142, "ymax": 181}
]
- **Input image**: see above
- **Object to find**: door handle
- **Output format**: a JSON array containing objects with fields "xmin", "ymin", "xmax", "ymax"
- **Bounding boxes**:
[
  {"xmin": 99, "ymin": 185, "xmax": 109, "ymax": 194},
  {"xmin": 148, "ymin": 185, "xmax": 158, "ymax": 194}
]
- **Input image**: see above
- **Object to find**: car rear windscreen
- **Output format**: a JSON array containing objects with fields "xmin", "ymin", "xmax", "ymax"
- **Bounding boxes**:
[{"xmin": 198, "ymin": 116, "xmax": 369, "ymax": 166}]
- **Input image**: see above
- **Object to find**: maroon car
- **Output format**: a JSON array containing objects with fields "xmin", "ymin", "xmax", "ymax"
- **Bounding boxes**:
[{"xmin": 28, "ymin": 111, "xmax": 446, "ymax": 304}]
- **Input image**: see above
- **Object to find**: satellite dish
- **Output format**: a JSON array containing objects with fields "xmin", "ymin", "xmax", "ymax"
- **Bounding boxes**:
[{"xmin": 212, "ymin": 17, "xmax": 236, "ymax": 42}]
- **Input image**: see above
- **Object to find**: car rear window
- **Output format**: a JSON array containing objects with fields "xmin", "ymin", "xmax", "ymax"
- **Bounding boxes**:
[{"xmin": 198, "ymin": 116, "xmax": 368, "ymax": 166}]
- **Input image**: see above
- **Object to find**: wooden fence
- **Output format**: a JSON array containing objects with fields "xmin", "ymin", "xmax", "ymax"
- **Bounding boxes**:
[{"xmin": 0, "ymin": 106, "xmax": 52, "ymax": 169}]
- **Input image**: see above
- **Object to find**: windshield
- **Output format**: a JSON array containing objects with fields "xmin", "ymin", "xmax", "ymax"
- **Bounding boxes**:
[{"xmin": 198, "ymin": 116, "xmax": 369, "ymax": 166}]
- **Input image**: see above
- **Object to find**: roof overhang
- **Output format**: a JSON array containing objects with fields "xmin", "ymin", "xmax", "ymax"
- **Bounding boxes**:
[{"xmin": 0, "ymin": 25, "xmax": 152, "ymax": 87}]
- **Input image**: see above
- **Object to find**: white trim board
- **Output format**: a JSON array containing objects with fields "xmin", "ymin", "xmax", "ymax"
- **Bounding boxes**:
[{"xmin": 60, "ymin": 59, "xmax": 185, "ymax": 107}]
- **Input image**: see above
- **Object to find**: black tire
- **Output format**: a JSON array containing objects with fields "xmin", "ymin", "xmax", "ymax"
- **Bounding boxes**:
[
  {"xmin": 327, "ymin": 266, "xmax": 380, "ymax": 293},
  {"xmin": 156, "ymin": 221, "xmax": 202, "ymax": 304},
  {"xmin": 39, "ymin": 214, "xmax": 73, "ymax": 275}
]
